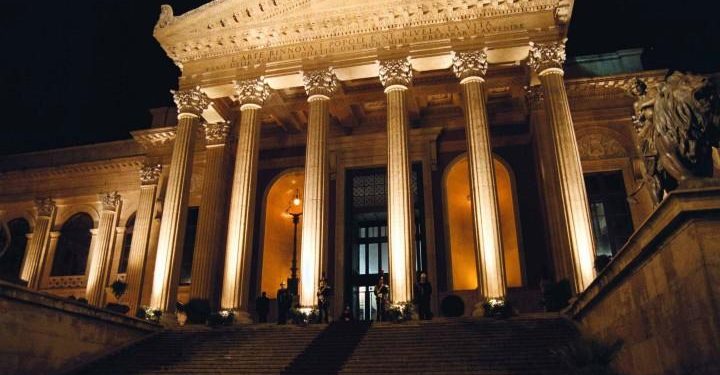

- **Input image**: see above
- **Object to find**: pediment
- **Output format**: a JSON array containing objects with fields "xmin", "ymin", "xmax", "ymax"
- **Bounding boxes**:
[{"xmin": 155, "ymin": 0, "xmax": 572, "ymax": 66}]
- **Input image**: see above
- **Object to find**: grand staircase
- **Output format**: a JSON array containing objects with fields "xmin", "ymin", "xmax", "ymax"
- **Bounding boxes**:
[{"xmin": 75, "ymin": 315, "xmax": 578, "ymax": 375}]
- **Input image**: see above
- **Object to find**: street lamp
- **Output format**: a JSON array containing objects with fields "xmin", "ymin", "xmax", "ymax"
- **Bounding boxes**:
[{"xmin": 286, "ymin": 189, "xmax": 302, "ymax": 296}]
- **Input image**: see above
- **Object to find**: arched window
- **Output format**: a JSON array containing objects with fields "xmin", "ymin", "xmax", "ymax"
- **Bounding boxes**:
[
  {"xmin": 117, "ymin": 214, "xmax": 136, "ymax": 274},
  {"xmin": 0, "ymin": 218, "xmax": 31, "ymax": 283},
  {"xmin": 51, "ymin": 213, "xmax": 93, "ymax": 276}
]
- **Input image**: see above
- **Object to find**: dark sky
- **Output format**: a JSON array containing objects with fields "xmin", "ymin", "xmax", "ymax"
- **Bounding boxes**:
[{"xmin": 0, "ymin": 0, "xmax": 717, "ymax": 156}]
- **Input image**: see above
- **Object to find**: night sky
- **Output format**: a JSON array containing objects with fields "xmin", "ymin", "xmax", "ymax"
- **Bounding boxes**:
[{"xmin": 0, "ymin": 0, "xmax": 717, "ymax": 156}]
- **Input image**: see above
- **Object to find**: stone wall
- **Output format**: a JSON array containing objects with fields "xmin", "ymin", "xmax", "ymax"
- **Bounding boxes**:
[
  {"xmin": 0, "ymin": 281, "xmax": 160, "ymax": 375},
  {"xmin": 567, "ymin": 188, "xmax": 720, "ymax": 375}
]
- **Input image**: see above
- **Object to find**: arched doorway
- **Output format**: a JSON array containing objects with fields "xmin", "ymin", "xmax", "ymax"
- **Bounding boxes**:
[
  {"xmin": 51, "ymin": 213, "xmax": 94, "ymax": 276},
  {"xmin": 259, "ymin": 169, "xmax": 305, "ymax": 298},
  {"xmin": 0, "ymin": 218, "xmax": 31, "ymax": 283},
  {"xmin": 443, "ymin": 155, "xmax": 523, "ymax": 291}
]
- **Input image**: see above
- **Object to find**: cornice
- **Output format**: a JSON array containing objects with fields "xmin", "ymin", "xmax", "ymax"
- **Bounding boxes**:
[
  {"xmin": 155, "ymin": 0, "xmax": 567, "ymax": 65},
  {"xmin": 0, "ymin": 156, "xmax": 146, "ymax": 180}
]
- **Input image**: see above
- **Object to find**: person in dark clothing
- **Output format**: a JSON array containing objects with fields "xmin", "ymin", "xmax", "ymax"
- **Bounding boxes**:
[
  {"xmin": 374, "ymin": 275, "xmax": 389, "ymax": 322},
  {"xmin": 276, "ymin": 282, "xmax": 291, "ymax": 325},
  {"xmin": 255, "ymin": 291, "xmax": 270, "ymax": 323},
  {"xmin": 415, "ymin": 272, "xmax": 433, "ymax": 320},
  {"xmin": 317, "ymin": 276, "xmax": 332, "ymax": 323}
]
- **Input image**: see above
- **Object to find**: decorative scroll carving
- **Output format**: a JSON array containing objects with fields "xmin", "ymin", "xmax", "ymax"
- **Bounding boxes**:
[
  {"xmin": 631, "ymin": 72, "xmax": 720, "ymax": 205},
  {"xmin": 35, "ymin": 198, "xmax": 55, "ymax": 217},
  {"xmin": 528, "ymin": 40, "xmax": 567, "ymax": 74},
  {"xmin": 99, "ymin": 192, "xmax": 122, "ymax": 212},
  {"xmin": 578, "ymin": 133, "xmax": 627, "ymax": 160},
  {"xmin": 155, "ymin": 4, "xmax": 174, "ymax": 30},
  {"xmin": 140, "ymin": 163, "xmax": 162, "ymax": 185},
  {"xmin": 451, "ymin": 49, "xmax": 488, "ymax": 81},
  {"xmin": 203, "ymin": 122, "xmax": 230, "ymax": 146},
  {"xmin": 234, "ymin": 77, "xmax": 271, "ymax": 106},
  {"xmin": 302, "ymin": 67, "xmax": 339, "ymax": 98},
  {"xmin": 379, "ymin": 58, "xmax": 413, "ymax": 88},
  {"xmin": 172, "ymin": 86, "xmax": 211, "ymax": 116}
]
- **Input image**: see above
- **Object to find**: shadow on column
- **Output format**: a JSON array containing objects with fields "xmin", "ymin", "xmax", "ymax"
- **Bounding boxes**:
[{"xmin": 281, "ymin": 321, "xmax": 372, "ymax": 375}]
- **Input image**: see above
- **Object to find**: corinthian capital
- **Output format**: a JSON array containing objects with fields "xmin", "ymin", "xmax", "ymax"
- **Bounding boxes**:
[
  {"xmin": 234, "ymin": 77, "xmax": 271, "ymax": 108},
  {"xmin": 528, "ymin": 40, "xmax": 567, "ymax": 74},
  {"xmin": 172, "ymin": 86, "xmax": 211, "ymax": 116},
  {"xmin": 452, "ymin": 49, "xmax": 488, "ymax": 81},
  {"xmin": 302, "ymin": 67, "xmax": 339, "ymax": 98},
  {"xmin": 140, "ymin": 163, "xmax": 162, "ymax": 185},
  {"xmin": 378, "ymin": 58, "xmax": 413, "ymax": 88},
  {"xmin": 35, "ymin": 198, "xmax": 55, "ymax": 217},
  {"xmin": 99, "ymin": 192, "xmax": 122, "ymax": 212},
  {"xmin": 203, "ymin": 122, "xmax": 230, "ymax": 146}
]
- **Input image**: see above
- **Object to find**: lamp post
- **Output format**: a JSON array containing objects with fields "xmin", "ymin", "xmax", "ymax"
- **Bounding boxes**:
[{"xmin": 286, "ymin": 189, "xmax": 302, "ymax": 296}]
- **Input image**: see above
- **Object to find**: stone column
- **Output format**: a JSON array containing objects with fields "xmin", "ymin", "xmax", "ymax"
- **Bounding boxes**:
[
  {"xmin": 22, "ymin": 198, "xmax": 55, "ymax": 289},
  {"xmin": 150, "ymin": 87, "xmax": 211, "ymax": 313},
  {"xmin": 528, "ymin": 40, "xmax": 596, "ymax": 292},
  {"xmin": 86, "ymin": 192, "xmax": 121, "ymax": 306},
  {"xmin": 452, "ymin": 50, "xmax": 507, "ymax": 304},
  {"xmin": 190, "ymin": 122, "xmax": 230, "ymax": 308},
  {"xmin": 125, "ymin": 163, "xmax": 161, "ymax": 315},
  {"xmin": 221, "ymin": 78, "xmax": 270, "ymax": 319},
  {"xmin": 298, "ymin": 68, "xmax": 338, "ymax": 308},
  {"xmin": 379, "ymin": 58, "xmax": 415, "ymax": 304}
]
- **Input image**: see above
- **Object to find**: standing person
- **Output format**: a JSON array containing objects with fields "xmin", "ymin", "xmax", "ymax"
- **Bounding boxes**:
[
  {"xmin": 415, "ymin": 272, "xmax": 433, "ymax": 320},
  {"xmin": 276, "ymin": 282, "xmax": 290, "ymax": 325},
  {"xmin": 374, "ymin": 275, "xmax": 390, "ymax": 322},
  {"xmin": 317, "ymin": 276, "xmax": 332, "ymax": 323},
  {"xmin": 255, "ymin": 291, "xmax": 270, "ymax": 323}
]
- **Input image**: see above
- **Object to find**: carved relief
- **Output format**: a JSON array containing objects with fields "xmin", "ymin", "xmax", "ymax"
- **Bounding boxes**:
[
  {"xmin": 99, "ymin": 192, "xmax": 122, "ymax": 212},
  {"xmin": 302, "ymin": 67, "xmax": 339, "ymax": 98},
  {"xmin": 140, "ymin": 163, "xmax": 162, "ymax": 185},
  {"xmin": 379, "ymin": 58, "xmax": 413, "ymax": 88},
  {"xmin": 203, "ymin": 122, "xmax": 230, "ymax": 146},
  {"xmin": 452, "ymin": 49, "xmax": 488, "ymax": 81},
  {"xmin": 172, "ymin": 87, "xmax": 211, "ymax": 116},
  {"xmin": 35, "ymin": 198, "xmax": 55, "ymax": 217},
  {"xmin": 555, "ymin": 0, "xmax": 571, "ymax": 24},
  {"xmin": 154, "ymin": 4, "xmax": 174, "ymax": 30},
  {"xmin": 577, "ymin": 133, "xmax": 627, "ymax": 160},
  {"xmin": 528, "ymin": 39, "xmax": 567, "ymax": 74},
  {"xmin": 234, "ymin": 77, "xmax": 271, "ymax": 107}
]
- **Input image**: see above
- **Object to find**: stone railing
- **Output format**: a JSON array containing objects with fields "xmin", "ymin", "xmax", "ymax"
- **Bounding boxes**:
[{"xmin": 46, "ymin": 275, "xmax": 87, "ymax": 289}]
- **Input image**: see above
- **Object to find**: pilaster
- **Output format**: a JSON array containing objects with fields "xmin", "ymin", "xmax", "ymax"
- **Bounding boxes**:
[{"xmin": 86, "ymin": 192, "xmax": 121, "ymax": 306}]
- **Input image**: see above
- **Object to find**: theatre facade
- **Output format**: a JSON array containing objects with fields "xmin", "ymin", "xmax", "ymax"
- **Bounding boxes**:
[{"xmin": 0, "ymin": 0, "xmax": 664, "ymax": 321}]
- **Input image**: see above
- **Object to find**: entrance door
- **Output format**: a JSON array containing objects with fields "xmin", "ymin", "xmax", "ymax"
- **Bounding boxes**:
[{"xmin": 352, "ymin": 222, "xmax": 389, "ymax": 320}]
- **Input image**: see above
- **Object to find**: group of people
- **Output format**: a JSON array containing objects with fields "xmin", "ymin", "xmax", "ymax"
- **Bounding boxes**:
[{"xmin": 254, "ymin": 272, "xmax": 433, "ymax": 323}]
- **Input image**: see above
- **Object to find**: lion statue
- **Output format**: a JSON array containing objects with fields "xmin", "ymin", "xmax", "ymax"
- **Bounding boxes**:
[{"xmin": 631, "ymin": 72, "xmax": 720, "ymax": 205}]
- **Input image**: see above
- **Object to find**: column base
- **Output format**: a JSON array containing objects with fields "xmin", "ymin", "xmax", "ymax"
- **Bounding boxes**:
[{"xmin": 232, "ymin": 310, "xmax": 253, "ymax": 324}]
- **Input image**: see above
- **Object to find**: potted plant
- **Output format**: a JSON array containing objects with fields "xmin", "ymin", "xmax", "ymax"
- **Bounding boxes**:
[{"xmin": 105, "ymin": 279, "xmax": 130, "ymax": 314}]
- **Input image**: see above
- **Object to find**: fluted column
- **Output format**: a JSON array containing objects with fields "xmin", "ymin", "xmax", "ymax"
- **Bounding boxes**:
[
  {"xmin": 86, "ymin": 192, "xmax": 121, "ymax": 306},
  {"xmin": 190, "ymin": 122, "xmax": 230, "ymax": 308},
  {"xmin": 221, "ymin": 78, "xmax": 270, "ymax": 319},
  {"xmin": 150, "ymin": 87, "xmax": 211, "ymax": 313},
  {"xmin": 297, "ymin": 68, "xmax": 337, "ymax": 308},
  {"xmin": 22, "ymin": 198, "xmax": 55, "ymax": 289},
  {"xmin": 452, "ymin": 50, "xmax": 507, "ymax": 304},
  {"xmin": 528, "ymin": 40, "xmax": 596, "ymax": 292},
  {"xmin": 125, "ymin": 163, "xmax": 161, "ymax": 315},
  {"xmin": 379, "ymin": 59, "xmax": 415, "ymax": 304}
]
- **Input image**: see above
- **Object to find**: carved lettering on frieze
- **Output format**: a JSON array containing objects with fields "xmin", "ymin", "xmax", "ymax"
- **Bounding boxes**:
[
  {"xmin": 172, "ymin": 86, "xmax": 211, "ymax": 116},
  {"xmin": 303, "ymin": 67, "xmax": 339, "ymax": 98},
  {"xmin": 234, "ymin": 77, "xmax": 271, "ymax": 107},
  {"xmin": 140, "ymin": 163, "xmax": 162, "ymax": 185},
  {"xmin": 452, "ymin": 49, "xmax": 488, "ymax": 81},
  {"xmin": 203, "ymin": 122, "xmax": 230, "ymax": 146},
  {"xmin": 379, "ymin": 58, "xmax": 413, "ymax": 88},
  {"xmin": 528, "ymin": 39, "xmax": 567, "ymax": 74},
  {"xmin": 35, "ymin": 198, "xmax": 55, "ymax": 217},
  {"xmin": 100, "ymin": 192, "xmax": 122, "ymax": 212}
]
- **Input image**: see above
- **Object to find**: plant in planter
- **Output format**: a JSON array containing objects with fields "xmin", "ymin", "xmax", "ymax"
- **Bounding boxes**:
[
  {"xmin": 143, "ymin": 306, "xmax": 162, "ymax": 323},
  {"xmin": 481, "ymin": 298, "xmax": 514, "ymax": 319},
  {"xmin": 185, "ymin": 299, "xmax": 211, "ymax": 324},
  {"xmin": 387, "ymin": 302, "xmax": 414, "ymax": 322},
  {"xmin": 207, "ymin": 309, "xmax": 235, "ymax": 327},
  {"xmin": 105, "ymin": 279, "xmax": 130, "ymax": 314},
  {"xmin": 289, "ymin": 307, "xmax": 318, "ymax": 325}
]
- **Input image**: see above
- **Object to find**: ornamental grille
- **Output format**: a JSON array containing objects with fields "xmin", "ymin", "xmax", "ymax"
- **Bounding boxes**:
[{"xmin": 351, "ymin": 170, "xmax": 418, "ymax": 208}]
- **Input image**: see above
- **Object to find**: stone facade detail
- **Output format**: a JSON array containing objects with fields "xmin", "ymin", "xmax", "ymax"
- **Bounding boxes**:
[
  {"xmin": 577, "ymin": 133, "xmax": 627, "ymax": 160},
  {"xmin": 379, "ymin": 58, "xmax": 413, "ymax": 88},
  {"xmin": 528, "ymin": 40, "xmax": 567, "ymax": 74},
  {"xmin": 99, "ymin": 192, "xmax": 121, "ymax": 212},
  {"xmin": 203, "ymin": 122, "xmax": 230, "ymax": 146},
  {"xmin": 302, "ymin": 67, "xmax": 339, "ymax": 98},
  {"xmin": 172, "ymin": 87, "xmax": 211, "ymax": 116},
  {"xmin": 452, "ymin": 49, "xmax": 488, "ymax": 81},
  {"xmin": 234, "ymin": 77, "xmax": 271, "ymax": 107},
  {"xmin": 140, "ymin": 163, "xmax": 162, "ymax": 185},
  {"xmin": 35, "ymin": 198, "xmax": 55, "ymax": 217}
]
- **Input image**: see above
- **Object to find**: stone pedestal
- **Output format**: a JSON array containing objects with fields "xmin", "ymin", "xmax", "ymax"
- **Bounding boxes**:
[
  {"xmin": 150, "ymin": 87, "xmax": 210, "ymax": 314},
  {"xmin": 453, "ymin": 51, "xmax": 506, "ymax": 311},
  {"xmin": 379, "ymin": 59, "xmax": 415, "ymax": 304},
  {"xmin": 22, "ymin": 198, "xmax": 55, "ymax": 290},
  {"xmin": 189, "ymin": 122, "xmax": 230, "ymax": 308},
  {"xmin": 529, "ymin": 40, "xmax": 596, "ymax": 292},
  {"xmin": 221, "ymin": 78, "xmax": 269, "ymax": 322},
  {"xmin": 86, "ymin": 192, "xmax": 121, "ymax": 307}
]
